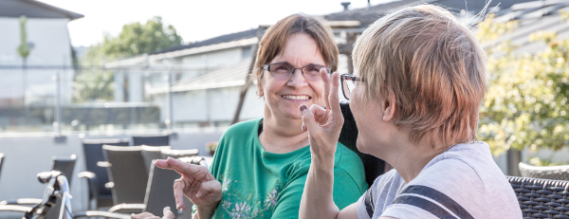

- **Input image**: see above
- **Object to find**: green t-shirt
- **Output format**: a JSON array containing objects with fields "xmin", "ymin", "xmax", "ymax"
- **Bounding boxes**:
[{"xmin": 207, "ymin": 118, "xmax": 367, "ymax": 219}]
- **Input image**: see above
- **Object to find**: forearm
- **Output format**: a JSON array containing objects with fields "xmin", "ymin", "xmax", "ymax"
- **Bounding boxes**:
[
  {"xmin": 193, "ymin": 203, "xmax": 219, "ymax": 219},
  {"xmin": 299, "ymin": 155, "xmax": 339, "ymax": 219}
]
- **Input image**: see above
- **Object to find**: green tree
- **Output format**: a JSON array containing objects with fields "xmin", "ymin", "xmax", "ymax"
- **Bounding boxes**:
[
  {"xmin": 75, "ymin": 17, "xmax": 182, "ymax": 103},
  {"xmin": 477, "ymin": 14, "xmax": 569, "ymax": 156},
  {"xmin": 82, "ymin": 16, "xmax": 182, "ymax": 65}
]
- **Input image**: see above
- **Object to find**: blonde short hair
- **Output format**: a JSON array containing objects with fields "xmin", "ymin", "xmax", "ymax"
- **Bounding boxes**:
[
  {"xmin": 352, "ymin": 4, "xmax": 487, "ymax": 147},
  {"xmin": 255, "ymin": 14, "xmax": 338, "ymax": 81}
]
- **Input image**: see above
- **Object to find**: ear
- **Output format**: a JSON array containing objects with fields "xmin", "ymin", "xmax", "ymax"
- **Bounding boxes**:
[{"xmin": 382, "ymin": 88, "xmax": 397, "ymax": 122}]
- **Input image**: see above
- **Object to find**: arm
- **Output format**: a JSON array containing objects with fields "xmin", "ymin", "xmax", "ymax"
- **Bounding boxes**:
[{"xmin": 299, "ymin": 72, "xmax": 357, "ymax": 219}]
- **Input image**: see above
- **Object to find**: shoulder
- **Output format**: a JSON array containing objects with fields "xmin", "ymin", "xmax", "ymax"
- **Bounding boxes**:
[
  {"xmin": 356, "ymin": 170, "xmax": 405, "ymax": 219},
  {"xmin": 383, "ymin": 143, "xmax": 520, "ymax": 219},
  {"xmin": 221, "ymin": 118, "xmax": 261, "ymax": 139},
  {"xmin": 333, "ymin": 143, "xmax": 367, "ymax": 185},
  {"xmin": 334, "ymin": 142, "xmax": 365, "ymax": 172}
]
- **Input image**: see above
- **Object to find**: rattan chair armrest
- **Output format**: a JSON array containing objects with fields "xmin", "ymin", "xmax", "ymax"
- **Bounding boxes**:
[
  {"xmin": 73, "ymin": 210, "xmax": 130, "ymax": 219},
  {"xmin": 109, "ymin": 203, "xmax": 145, "ymax": 213},
  {"xmin": 97, "ymin": 161, "xmax": 112, "ymax": 168},
  {"xmin": 105, "ymin": 182, "xmax": 114, "ymax": 189},
  {"xmin": 1, "ymin": 198, "xmax": 42, "ymax": 205},
  {"xmin": 0, "ymin": 205, "xmax": 33, "ymax": 212},
  {"xmin": 78, "ymin": 171, "xmax": 100, "ymax": 201}
]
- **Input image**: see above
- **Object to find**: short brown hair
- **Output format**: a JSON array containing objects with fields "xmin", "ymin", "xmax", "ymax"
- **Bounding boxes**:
[
  {"xmin": 352, "ymin": 4, "xmax": 487, "ymax": 147},
  {"xmin": 254, "ymin": 14, "xmax": 338, "ymax": 80}
]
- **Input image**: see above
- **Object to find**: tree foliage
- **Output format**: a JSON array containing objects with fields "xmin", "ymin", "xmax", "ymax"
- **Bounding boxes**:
[
  {"xmin": 82, "ymin": 16, "xmax": 182, "ymax": 65},
  {"xmin": 74, "ymin": 17, "xmax": 182, "ymax": 103},
  {"xmin": 477, "ymin": 14, "xmax": 569, "ymax": 156}
]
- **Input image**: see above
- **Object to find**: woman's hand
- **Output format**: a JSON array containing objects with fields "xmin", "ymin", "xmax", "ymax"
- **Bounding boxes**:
[
  {"xmin": 155, "ymin": 157, "xmax": 222, "ymax": 214},
  {"xmin": 131, "ymin": 207, "xmax": 175, "ymax": 219},
  {"xmin": 299, "ymin": 70, "xmax": 345, "ymax": 219},
  {"xmin": 300, "ymin": 70, "xmax": 344, "ymax": 164}
]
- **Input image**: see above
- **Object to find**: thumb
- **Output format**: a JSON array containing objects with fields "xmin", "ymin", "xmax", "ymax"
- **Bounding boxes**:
[
  {"xmin": 163, "ymin": 206, "xmax": 175, "ymax": 219},
  {"xmin": 299, "ymin": 104, "xmax": 320, "ymax": 134},
  {"xmin": 196, "ymin": 180, "xmax": 221, "ymax": 198}
]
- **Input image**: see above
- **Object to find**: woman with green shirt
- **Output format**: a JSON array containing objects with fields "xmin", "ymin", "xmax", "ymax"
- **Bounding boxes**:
[{"xmin": 138, "ymin": 14, "xmax": 368, "ymax": 219}]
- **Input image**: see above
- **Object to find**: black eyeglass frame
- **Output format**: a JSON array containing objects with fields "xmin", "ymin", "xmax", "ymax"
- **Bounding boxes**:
[
  {"xmin": 340, "ymin": 73, "xmax": 363, "ymax": 100},
  {"xmin": 263, "ymin": 63, "xmax": 331, "ymax": 80}
]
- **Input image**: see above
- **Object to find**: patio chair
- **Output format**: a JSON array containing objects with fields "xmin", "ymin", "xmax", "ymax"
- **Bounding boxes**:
[
  {"xmin": 133, "ymin": 135, "xmax": 170, "ymax": 146},
  {"xmin": 339, "ymin": 102, "xmax": 386, "ymax": 186},
  {"xmin": 0, "ymin": 171, "xmax": 81, "ymax": 219},
  {"xmin": 507, "ymin": 176, "xmax": 569, "ymax": 218},
  {"xmin": 79, "ymin": 139, "xmax": 129, "ymax": 210},
  {"xmin": 74, "ymin": 157, "xmax": 206, "ymax": 218},
  {"xmin": 52, "ymin": 154, "xmax": 77, "ymax": 187},
  {"xmin": 1, "ymin": 155, "xmax": 77, "ymax": 206},
  {"xmin": 160, "ymin": 148, "xmax": 199, "ymax": 159},
  {"xmin": 103, "ymin": 145, "xmax": 148, "ymax": 207},
  {"xmin": 141, "ymin": 146, "xmax": 171, "ymax": 174},
  {"xmin": 519, "ymin": 162, "xmax": 569, "ymax": 180}
]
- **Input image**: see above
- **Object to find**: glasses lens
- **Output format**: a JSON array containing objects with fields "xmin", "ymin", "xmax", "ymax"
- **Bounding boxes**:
[
  {"xmin": 302, "ymin": 65, "xmax": 326, "ymax": 81},
  {"xmin": 269, "ymin": 63, "xmax": 293, "ymax": 79}
]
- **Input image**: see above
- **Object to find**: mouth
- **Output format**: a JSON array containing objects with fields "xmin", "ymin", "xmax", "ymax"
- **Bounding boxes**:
[{"xmin": 281, "ymin": 95, "xmax": 311, "ymax": 101}]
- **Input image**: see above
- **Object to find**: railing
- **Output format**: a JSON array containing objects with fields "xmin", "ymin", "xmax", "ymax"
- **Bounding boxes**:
[{"xmin": 0, "ymin": 65, "xmax": 239, "ymax": 135}]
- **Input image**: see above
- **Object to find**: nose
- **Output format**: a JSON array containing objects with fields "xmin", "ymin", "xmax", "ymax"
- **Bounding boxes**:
[{"xmin": 286, "ymin": 68, "xmax": 308, "ymax": 89}]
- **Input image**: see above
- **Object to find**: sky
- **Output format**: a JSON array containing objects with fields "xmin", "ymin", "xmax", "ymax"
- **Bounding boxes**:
[{"xmin": 37, "ymin": 0, "xmax": 395, "ymax": 48}]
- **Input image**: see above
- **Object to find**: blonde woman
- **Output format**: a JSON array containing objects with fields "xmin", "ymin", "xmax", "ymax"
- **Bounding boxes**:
[{"xmin": 299, "ymin": 4, "xmax": 522, "ymax": 219}]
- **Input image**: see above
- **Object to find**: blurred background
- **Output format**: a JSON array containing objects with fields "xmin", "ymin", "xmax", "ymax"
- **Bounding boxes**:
[{"xmin": 1, "ymin": 0, "xmax": 569, "ymax": 216}]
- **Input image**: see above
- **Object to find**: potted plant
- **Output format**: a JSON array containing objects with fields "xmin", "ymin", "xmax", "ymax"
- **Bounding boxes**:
[{"xmin": 206, "ymin": 141, "xmax": 218, "ymax": 156}]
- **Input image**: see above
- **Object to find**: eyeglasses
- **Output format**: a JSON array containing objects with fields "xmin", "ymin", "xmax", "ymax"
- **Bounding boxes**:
[
  {"xmin": 340, "ymin": 73, "xmax": 363, "ymax": 100},
  {"xmin": 263, "ymin": 62, "xmax": 330, "ymax": 81}
]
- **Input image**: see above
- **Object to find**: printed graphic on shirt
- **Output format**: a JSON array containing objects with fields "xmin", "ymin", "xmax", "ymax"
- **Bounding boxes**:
[{"xmin": 214, "ymin": 171, "xmax": 284, "ymax": 219}]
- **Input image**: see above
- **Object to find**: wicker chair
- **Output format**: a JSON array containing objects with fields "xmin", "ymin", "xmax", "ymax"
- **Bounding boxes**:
[
  {"xmin": 0, "ymin": 172, "xmax": 76, "ymax": 219},
  {"xmin": 133, "ymin": 135, "xmax": 170, "ymax": 146},
  {"xmin": 51, "ymin": 154, "xmax": 77, "ymax": 187},
  {"xmin": 79, "ymin": 139, "xmax": 129, "ymax": 210},
  {"xmin": 160, "ymin": 148, "xmax": 199, "ymax": 159},
  {"xmin": 1, "ymin": 155, "xmax": 76, "ymax": 207},
  {"xmin": 508, "ymin": 176, "xmax": 569, "ymax": 218},
  {"xmin": 141, "ymin": 146, "xmax": 171, "ymax": 174},
  {"xmin": 75, "ymin": 157, "xmax": 206, "ymax": 219},
  {"xmin": 519, "ymin": 162, "xmax": 569, "ymax": 181},
  {"xmin": 103, "ymin": 145, "xmax": 148, "ymax": 208},
  {"xmin": 339, "ymin": 102, "xmax": 386, "ymax": 186}
]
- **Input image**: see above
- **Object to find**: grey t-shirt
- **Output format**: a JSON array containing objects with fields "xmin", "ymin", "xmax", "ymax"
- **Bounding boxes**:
[{"xmin": 356, "ymin": 142, "xmax": 522, "ymax": 219}]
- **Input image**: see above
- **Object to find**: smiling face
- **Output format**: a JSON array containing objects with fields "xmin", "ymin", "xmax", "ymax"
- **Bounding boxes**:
[{"xmin": 258, "ymin": 33, "xmax": 327, "ymax": 121}]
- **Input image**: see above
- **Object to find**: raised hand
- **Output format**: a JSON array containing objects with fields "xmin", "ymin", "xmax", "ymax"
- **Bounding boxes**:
[
  {"xmin": 300, "ymin": 70, "xmax": 344, "ymax": 163},
  {"xmin": 155, "ymin": 157, "xmax": 222, "ymax": 214}
]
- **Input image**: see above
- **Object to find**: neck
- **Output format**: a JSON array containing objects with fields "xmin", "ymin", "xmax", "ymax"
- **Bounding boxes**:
[
  {"xmin": 384, "ymin": 135, "xmax": 445, "ymax": 184},
  {"xmin": 260, "ymin": 110, "xmax": 309, "ymax": 154}
]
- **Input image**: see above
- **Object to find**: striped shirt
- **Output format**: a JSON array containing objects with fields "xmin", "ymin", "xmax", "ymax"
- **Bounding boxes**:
[{"xmin": 356, "ymin": 142, "xmax": 522, "ymax": 219}]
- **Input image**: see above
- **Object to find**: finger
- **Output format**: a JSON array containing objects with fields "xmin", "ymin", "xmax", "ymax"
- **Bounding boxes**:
[
  {"xmin": 320, "ymin": 69, "xmax": 331, "ymax": 110},
  {"xmin": 299, "ymin": 104, "xmax": 320, "ymax": 135},
  {"xmin": 165, "ymin": 157, "xmax": 201, "ymax": 176},
  {"xmin": 309, "ymin": 104, "xmax": 327, "ymax": 124},
  {"xmin": 155, "ymin": 159, "xmax": 171, "ymax": 169},
  {"xmin": 163, "ymin": 206, "xmax": 176, "ymax": 219},
  {"xmin": 196, "ymin": 180, "xmax": 222, "ymax": 198},
  {"xmin": 329, "ymin": 72, "xmax": 343, "ymax": 124},
  {"xmin": 173, "ymin": 178, "xmax": 186, "ymax": 210}
]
